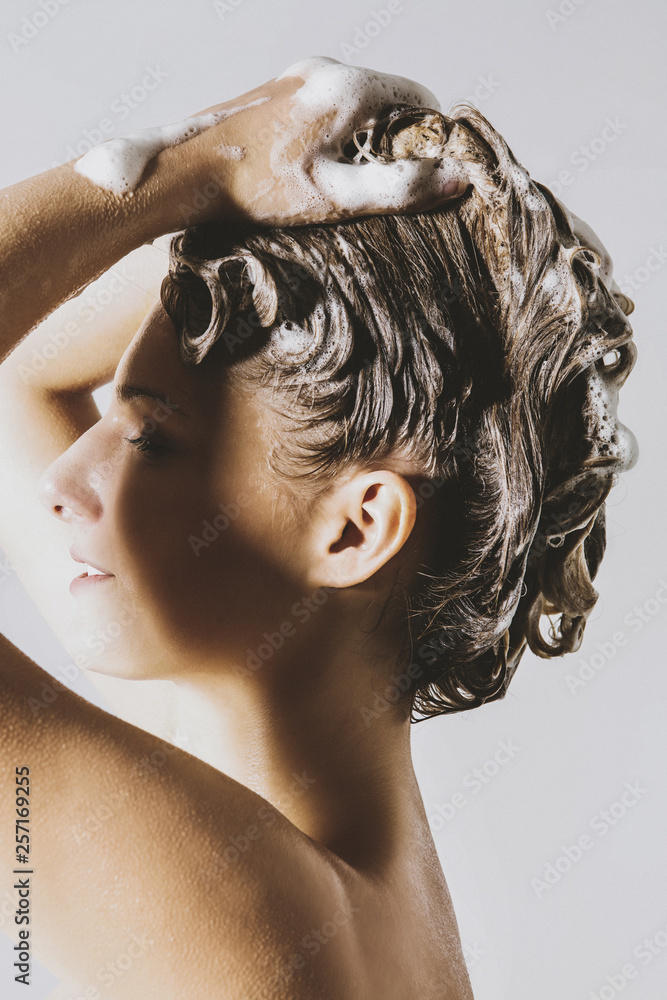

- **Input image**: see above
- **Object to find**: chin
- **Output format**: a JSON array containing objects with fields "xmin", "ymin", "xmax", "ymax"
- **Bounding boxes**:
[{"xmin": 65, "ymin": 608, "xmax": 159, "ymax": 681}]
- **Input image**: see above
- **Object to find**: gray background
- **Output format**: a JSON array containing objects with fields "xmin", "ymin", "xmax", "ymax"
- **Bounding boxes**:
[{"xmin": 0, "ymin": 0, "xmax": 665, "ymax": 997}]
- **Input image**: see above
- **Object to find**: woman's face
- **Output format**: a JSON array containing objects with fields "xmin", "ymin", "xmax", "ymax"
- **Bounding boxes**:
[{"xmin": 39, "ymin": 304, "xmax": 310, "ymax": 679}]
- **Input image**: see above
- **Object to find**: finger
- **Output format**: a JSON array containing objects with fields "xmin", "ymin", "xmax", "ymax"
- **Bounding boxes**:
[
  {"xmin": 282, "ymin": 58, "xmax": 441, "ymax": 138},
  {"xmin": 311, "ymin": 156, "xmax": 469, "ymax": 218},
  {"xmin": 276, "ymin": 55, "xmax": 342, "ymax": 82},
  {"xmin": 350, "ymin": 65, "xmax": 441, "ymax": 114}
]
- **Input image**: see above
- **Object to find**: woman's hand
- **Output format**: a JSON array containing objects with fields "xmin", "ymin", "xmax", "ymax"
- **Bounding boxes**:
[
  {"xmin": 0, "ymin": 57, "xmax": 467, "ymax": 354},
  {"xmin": 166, "ymin": 56, "xmax": 470, "ymax": 227}
]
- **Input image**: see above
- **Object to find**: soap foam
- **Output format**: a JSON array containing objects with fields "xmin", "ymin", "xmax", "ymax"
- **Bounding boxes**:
[
  {"xmin": 268, "ymin": 320, "xmax": 313, "ymax": 357},
  {"xmin": 582, "ymin": 358, "xmax": 638, "ymax": 474},
  {"xmin": 74, "ymin": 56, "xmax": 471, "ymax": 220},
  {"xmin": 216, "ymin": 143, "xmax": 246, "ymax": 160},
  {"xmin": 254, "ymin": 56, "xmax": 470, "ymax": 224},
  {"xmin": 73, "ymin": 96, "xmax": 270, "ymax": 196}
]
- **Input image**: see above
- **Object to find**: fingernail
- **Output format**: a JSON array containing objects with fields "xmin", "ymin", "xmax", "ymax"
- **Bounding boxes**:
[{"xmin": 443, "ymin": 179, "xmax": 463, "ymax": 197}]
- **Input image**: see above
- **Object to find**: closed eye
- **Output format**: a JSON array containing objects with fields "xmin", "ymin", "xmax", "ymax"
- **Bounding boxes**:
[{"xmin": 124, "ymin": 434, "xmax": 165, "ymax": 457}]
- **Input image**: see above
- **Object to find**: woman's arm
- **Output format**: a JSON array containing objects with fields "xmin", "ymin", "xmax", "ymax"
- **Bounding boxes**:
[
  {"xmin": 0, "ymin": 239, "xmax": 168, "ymax": 395},
  {"xmin": 0, "ymin": 154, "xmax": 205, "ymax": 359},
  {"xmin": 1, "ymin": 57, "xmax": 467, "ymax": 356}
]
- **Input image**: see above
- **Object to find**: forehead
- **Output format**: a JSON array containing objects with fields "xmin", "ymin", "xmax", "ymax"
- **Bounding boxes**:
[{"xmin": 115, "ymin": 304, "xmax": 220, "ymax": 416}]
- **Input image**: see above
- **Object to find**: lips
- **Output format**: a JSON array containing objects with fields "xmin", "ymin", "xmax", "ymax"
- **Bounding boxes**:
[{"xmin": 70, "ymin": 546, "xmax": 114, "ymax": 577}]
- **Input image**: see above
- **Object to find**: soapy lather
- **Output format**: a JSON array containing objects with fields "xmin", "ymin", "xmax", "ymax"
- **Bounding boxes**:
[
  {"xmin": 73, "ymin": 57, "xmax": 470, "ymax": 221},
  {"xmin": 73, "ymin": 96, "xmax": 271, "ymax": 196}
]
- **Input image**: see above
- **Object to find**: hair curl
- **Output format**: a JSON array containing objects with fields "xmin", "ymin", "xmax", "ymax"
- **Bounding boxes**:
[{"xmin": 160, "ymin": 104, "xmax": 636, "ymax": 722}]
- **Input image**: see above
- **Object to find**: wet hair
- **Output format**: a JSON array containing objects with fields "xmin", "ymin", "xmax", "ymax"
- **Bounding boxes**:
[{"xmin": 160, "ymin": 105, "xmax": 636, "ymax": 722}]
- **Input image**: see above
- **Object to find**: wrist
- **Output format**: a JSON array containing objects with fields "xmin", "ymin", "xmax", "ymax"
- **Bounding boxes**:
[
  {"xmin": 146, "ymin": 142, "xmax": 237, "ymax": 234},
  {"xmin": 70, "ymin": 123, "xmax": 239, "ymax": 242}
]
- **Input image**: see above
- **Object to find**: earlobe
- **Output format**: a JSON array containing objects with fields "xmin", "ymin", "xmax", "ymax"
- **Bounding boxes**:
[{"xmin": 315, "ymin": 471, "xmax": 417, "ymax": 589}]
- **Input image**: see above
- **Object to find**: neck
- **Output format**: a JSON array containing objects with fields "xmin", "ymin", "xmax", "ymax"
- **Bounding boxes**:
[{"xmin": 172, "ymin": 636, "xmax": 429, "ymax": 872}]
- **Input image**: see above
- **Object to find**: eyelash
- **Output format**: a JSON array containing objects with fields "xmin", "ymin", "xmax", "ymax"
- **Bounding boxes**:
[{"xmin": 124, "ymin": 434, "xmax": 163, "ymax": 457}]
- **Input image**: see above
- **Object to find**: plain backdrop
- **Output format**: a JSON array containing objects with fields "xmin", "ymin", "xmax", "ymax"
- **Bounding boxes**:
[{"xmin": 0, "ymin": 1, "xmax": 665, "ymax": 997}]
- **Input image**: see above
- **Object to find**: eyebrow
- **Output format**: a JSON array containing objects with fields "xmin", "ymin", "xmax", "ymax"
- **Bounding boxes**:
[{"xmin": 114, "ymin": 382, "xmax": 191, "ymax": 419}]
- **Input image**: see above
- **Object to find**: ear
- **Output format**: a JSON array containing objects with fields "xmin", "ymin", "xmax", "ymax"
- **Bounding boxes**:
[{"xmin": 308, "ymin": 470, "xmax": 417, "ymax": 589}]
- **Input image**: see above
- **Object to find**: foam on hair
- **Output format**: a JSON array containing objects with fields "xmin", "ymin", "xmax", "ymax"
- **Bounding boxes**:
[{"xmin": 160, "ymin": 104, "xmax": 637, "ymax": 721}]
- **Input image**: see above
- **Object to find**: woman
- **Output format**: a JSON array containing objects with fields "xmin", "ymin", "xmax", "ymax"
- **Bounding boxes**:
[{"xmin": 0, "ymin": 57, "xmax": 637, "ymax": 999}]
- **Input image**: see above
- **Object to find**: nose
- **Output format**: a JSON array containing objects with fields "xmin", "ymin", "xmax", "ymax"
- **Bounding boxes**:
[{"xmin": 38, "ymin": 427, "xmax": 107, "ymax": 523}]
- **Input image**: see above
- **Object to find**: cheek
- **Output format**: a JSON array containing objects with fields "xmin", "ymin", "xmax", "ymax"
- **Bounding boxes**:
[
  {"xmin": 112, "ymin": 466, "xmax": 229, "ymax": 590},
  {"xmin": 107, "ymin": 466, "xmax": 303, "ymax": 660}
]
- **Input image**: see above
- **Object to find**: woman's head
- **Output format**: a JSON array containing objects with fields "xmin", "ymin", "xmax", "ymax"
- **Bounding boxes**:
[
  {"xmin": 41, "ymin": 105, "xmax": 636, "ymax": 718},
  {"xmin": 158, "ymin": 103, "xmax": 637, "ymax": 720}
]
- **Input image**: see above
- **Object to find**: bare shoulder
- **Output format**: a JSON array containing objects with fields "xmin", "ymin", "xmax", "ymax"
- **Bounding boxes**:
[
  {"xmin": 0, "ymin": 638, "xmax": 358, "ymax": 998},
  {"xmin": 1, "ymin": 640, "xmax": 470, "ymax": 1000}
]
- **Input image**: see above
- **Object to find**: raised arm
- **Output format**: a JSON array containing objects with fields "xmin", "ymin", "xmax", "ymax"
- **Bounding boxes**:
[
  {"xmin": 0, "ymin": 142, "xmax": 203, "ymax": 358},
  {"xmin": 1, "ymin": 56, "xmax": 467, "ymax": 358}
]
